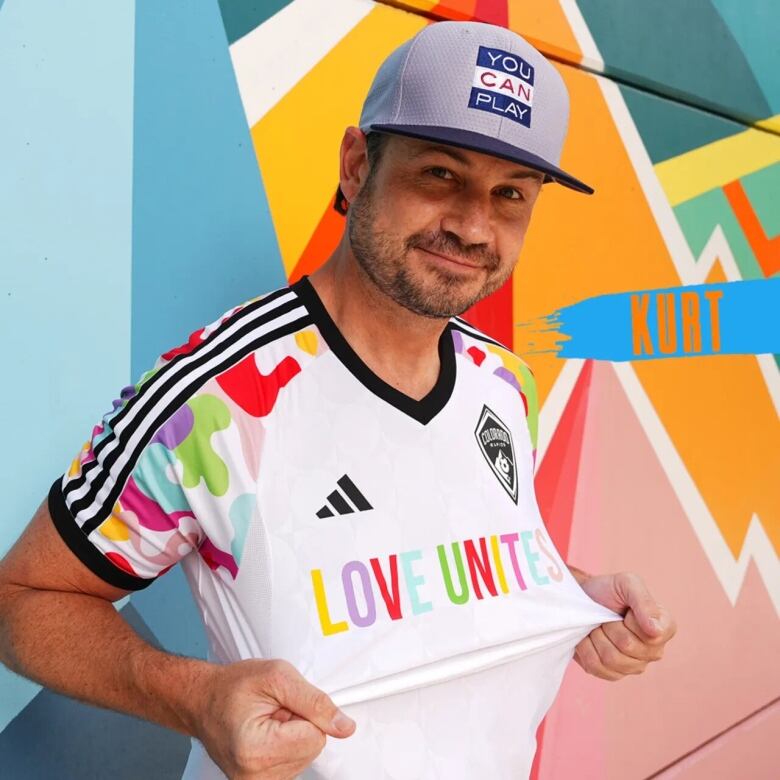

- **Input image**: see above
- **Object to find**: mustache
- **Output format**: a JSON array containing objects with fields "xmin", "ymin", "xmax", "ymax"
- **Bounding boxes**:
[{"xmin": 408, "ymin": 232, "xmax": 500, "ymax": 269}]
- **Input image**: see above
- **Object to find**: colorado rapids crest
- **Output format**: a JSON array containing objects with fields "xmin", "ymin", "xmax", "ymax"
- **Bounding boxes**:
[{"xmin": 475, "ymin": 405, "xmax": 518, "ymax": 503}]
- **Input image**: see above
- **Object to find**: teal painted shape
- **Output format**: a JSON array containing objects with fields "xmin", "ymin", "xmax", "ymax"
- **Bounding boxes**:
[
  {"xmin": 0, "ymin": 666, "xmax": 40, "ymax": 733},
  {"xmin": 131, "ymin": 0, "xmax": 286, "ymax": 378},
  {"xmin": 217, "ymin": 0, "xmax": 296, "ymax": 44},
  {"xmin": 711, "ymin": 0, "xmax": 780, "ymax": 115},
  {"xmin": 674, "ymin": 188, "xmax": 763, "ymax": 280},
  {"xmin": 741, "ymin": 162, "xmax": 780, "ymax": 239},
  {"xmin": 578, "ymin": 0, "xmax": 771, "ymax": 125},
  {"xmin": 134, "ymin": 442, "xmax": 193, "ymax": 513},
  {"xmin": 229, "ymin": 493, "xmax": 256, "ymax": 564},
  {"xmin": 0, "ymin": 0, "xmax": 134, "ymax": 563},
  {"xmin": 131, "ymin": 565, "xmax": 209, "ymax": 660},
  {"xmin": 620, "ymin": 83, "xmax": 743, "ymax": 164}
]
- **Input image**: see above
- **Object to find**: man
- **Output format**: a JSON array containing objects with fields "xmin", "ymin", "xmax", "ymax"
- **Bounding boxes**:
[{"xmin": 0, "ymin": 20, "xmax": 675, "ymax": 780}]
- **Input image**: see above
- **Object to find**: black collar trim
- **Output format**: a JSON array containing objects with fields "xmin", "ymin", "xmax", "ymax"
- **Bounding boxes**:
[{"xmin": 292, "ymin": 276, "xmax": 456, "ymax": 425}]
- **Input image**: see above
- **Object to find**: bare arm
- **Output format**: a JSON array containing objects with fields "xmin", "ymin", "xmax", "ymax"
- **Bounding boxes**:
[
  {"xmin": 0, "ymin": 497, "xmax": 355, "ymax": 779},
  {"xmin": 0, "ymin": 497, "xmax": 213, "ymax": 736}
]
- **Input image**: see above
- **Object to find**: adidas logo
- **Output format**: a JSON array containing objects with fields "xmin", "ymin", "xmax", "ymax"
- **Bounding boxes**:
[{"xmin": 316, "ymin": 474, "xmax": 373, "ymax": 518}]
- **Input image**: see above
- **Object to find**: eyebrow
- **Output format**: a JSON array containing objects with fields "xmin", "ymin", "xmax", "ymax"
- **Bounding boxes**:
[{"xmin": 410, "ymin": 143, "xmax": 544, "ymax": 181}]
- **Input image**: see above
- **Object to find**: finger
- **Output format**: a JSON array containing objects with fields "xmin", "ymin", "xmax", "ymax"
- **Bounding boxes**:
[
  {"xmin": 231, "ymin": 717, "xmax": 326, "ymax": 779},
  {"xmin": 573, "ymin": 635, "xmax": 623, "ymax": 681},
  {"xmin": 602, "ymin": 619, "xmax": 660, "ymax": 662},
  {"xmin": 623, "ymin": 609, "xmax": 669, "ymax": 656},
  {"xmin": 589, "ymin": 625, "xmax": 648, "ymax": 675},
  {"xmin": 270, "ymin": 707, "xmax": 294, "ymax": 723},
  {"xmin": 264, "ymin": 659, "xmax": 356, "ymax": 739},
  {"xmin": 615, "ymin": 573, "xmax": 663, "ymax": 638}
]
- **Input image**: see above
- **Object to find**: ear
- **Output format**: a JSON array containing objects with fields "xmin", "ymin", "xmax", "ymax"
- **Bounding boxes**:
[{"xmin": 339, "ymin": 127, "xmax": 370, "ymax": 207}]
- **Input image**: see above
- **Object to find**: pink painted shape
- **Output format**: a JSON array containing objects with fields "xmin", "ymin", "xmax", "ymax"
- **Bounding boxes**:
[
  {"xmin": 652, "ymin": 699, "xmax": 780, "ymax": 780},
  {"xmin": 538, "ymin": 362, "xmax": 780, "ymax": 780},
  {"xmin": 199, "ymin": 537, "xmax": 238, "ymax": 579},
  {"xmin": 122, "ymin": 475, "xmax": 195, "ymax": 532}
]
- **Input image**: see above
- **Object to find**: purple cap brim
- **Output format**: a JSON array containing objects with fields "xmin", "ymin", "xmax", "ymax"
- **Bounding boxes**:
[{"xmin": 368, "ymin": 123, "xmax": 594, "ymax": 195}]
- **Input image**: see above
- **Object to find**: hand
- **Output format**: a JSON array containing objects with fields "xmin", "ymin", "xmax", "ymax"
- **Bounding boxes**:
[
  {"xmin": 573, "ymin": 571, "xmax": 676, "ymax": 681},
  {"xmin": 190, "ymin": 658, "xmax": 356, "ymax": 779}
]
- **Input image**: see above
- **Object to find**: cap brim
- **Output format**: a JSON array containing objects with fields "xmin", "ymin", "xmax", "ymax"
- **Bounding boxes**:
[{"xmin": 367, "ymin": 124, "xmax": 594, "ymax": 195}]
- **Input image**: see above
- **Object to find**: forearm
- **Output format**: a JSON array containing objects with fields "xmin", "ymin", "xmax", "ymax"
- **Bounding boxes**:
[{"xmin": 0, "ymin": 585, "xmax": 214, "ymax": 735}]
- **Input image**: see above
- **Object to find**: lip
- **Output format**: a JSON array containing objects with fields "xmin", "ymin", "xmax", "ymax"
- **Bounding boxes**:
[{"xmin": 417, "ymin": 247, "xmax": 481, "ymax": 269}]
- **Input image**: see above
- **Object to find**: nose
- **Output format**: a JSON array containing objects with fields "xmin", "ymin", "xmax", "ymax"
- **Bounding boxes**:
[{"xmin": 439, "ymin": 189, "xmax": 494, "ymax": 248}]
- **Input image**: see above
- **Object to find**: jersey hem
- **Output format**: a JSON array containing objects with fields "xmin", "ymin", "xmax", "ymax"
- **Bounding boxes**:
[{"xmin": 47, "ymin": 477, "xmax": 155, "ymax": 591}]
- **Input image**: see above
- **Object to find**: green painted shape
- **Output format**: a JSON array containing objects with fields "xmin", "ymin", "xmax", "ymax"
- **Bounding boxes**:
[
  {"xmin": 674, "ymin": 188, "xmax": 763, "ymax": 280},
  {"xmin": 437, "ymin": 543, "xmax": 469, "ymax": 605},
  {"xmin": 711, "ymin": 0, "xmax": 780, "ymax": 114},
  {"xmin": 515, "ymin": 362, "xmax": 538, "ymax": 452},
  {"xmin": 740, "ymin": 162, "xmax": 780, "ymax": 239},
  {"xmin": 578, "ymin": 0, "xmax": 771, "ymax": 125},
  {"xmin": 174, "ymin": 394, "xmax": 231, "ymax": 496},
  {"xmin": 620, "ymin": 83, "xmax": 742, "ymax": 164},
  {"xmin": 217, "ymin": 0, "xmax": 294, "ymax": 45}
]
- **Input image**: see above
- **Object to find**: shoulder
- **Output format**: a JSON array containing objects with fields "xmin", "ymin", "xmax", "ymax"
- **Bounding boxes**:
[
  {"xmin": 448, "ymin": 316, "xmax": 539, "ymax": 449},
  {"xmin": 151, "ymin": 283, "xmax": 312, "ymax": 373},
  {"xmin": 448, "ymin": 316, "xmax": 536, "ymax": 394}
]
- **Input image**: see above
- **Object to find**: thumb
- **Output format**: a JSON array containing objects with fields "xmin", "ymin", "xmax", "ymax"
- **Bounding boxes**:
[
  {"xmin": 618, "ymin": 573, "xmax": 663, "ymax": 638},
  {"xmin": 265, "ymin": 661, "xmax": 356, "ymax": 739}
]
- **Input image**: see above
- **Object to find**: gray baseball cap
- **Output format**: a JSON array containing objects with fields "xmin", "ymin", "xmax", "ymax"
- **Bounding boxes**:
[{"xmin": 358, "ymin": 20, "xmax": 593, "ymax": 194}]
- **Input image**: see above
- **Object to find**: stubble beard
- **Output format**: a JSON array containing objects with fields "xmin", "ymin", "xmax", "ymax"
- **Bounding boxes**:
[{"xmin": 347, "ymin": 179, "xmax": 510, "ymax": 319}]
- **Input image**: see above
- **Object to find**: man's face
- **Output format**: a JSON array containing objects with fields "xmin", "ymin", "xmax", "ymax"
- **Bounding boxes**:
[{"xmin": 347, "ymin": 133, "xmax": 544, "ymax": 319}]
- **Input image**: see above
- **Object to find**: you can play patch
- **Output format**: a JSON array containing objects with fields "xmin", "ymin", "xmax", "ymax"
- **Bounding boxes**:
[
  {"xmin": 475, "ymin": 405, "xmax": 518, "ymax": 503},
  {"xmin": 469, "ymin": 45, "xmax": 535, "ymax": 128}
]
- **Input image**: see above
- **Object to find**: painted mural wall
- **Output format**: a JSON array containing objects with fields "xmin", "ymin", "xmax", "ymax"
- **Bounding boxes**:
[{"xmin": 1, "ymin": 0, "xmax": 777, "ymax": 778}]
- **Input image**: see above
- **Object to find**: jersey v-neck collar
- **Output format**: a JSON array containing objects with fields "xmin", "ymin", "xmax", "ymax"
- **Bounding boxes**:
[{"xmin": 292, "ymin": 275, "xmax": 456, "ymax": 425}]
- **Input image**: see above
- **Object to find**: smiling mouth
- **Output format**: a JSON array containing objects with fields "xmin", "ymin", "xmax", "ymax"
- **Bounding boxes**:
[{"xmin": 417, "ymin": 247, "xmax": 482, "ymax": 269}]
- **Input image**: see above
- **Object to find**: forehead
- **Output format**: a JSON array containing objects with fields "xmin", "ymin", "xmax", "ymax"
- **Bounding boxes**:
[{"xmin": 387, "ymin": 134, "xmax": 544, "ymax": 181}]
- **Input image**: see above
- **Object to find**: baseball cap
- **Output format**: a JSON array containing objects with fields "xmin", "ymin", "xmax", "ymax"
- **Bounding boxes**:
[{"xmin": 355, "ymin": 20, "xmax": 592, "ymax": 196}]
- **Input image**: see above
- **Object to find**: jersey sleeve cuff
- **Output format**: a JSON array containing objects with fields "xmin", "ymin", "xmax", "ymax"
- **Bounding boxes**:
[{"xmin": 48, "ymin": 477, "xmax": 155, "ymax": 592}]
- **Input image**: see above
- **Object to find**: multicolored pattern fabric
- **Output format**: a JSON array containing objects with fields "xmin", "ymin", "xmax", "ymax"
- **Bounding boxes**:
[
  {"xmin": 49, "ymin": 276, "xmax": 620, "ymax": 779},
  {"xmin": 50, "ymin": 287, "xmax": 318, "ymax": 589}
]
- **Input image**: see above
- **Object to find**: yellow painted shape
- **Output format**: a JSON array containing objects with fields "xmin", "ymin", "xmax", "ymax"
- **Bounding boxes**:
[
  {"xmin": 633, "ymin": 355, "xmax": 780, "ymax": 556},
  {"xmin": 311, "ymin": 569, "xmax": 349, "ymax": 636},
  {"xmin": 68, "ymin": 455, "xmax": 82, "ymax": 478},
  {"xmin": 295, "ymin": 329, "xmax": 318, "ymax": 356},
  {"xmin": 490, "ymin": 534, "xmax": 510, "ymax": 594},
  {"xmin": 654, "ymin": 126, "xmax": 780, "ymax": 207},
  {"xmin": 251, "ymin": 6, "xmax": 426, "ymax": 277},
  {"xmin": 382, "ymin": 0, "xmax": 438, "ymax": 11},
  {"xmin": 99, "ymin": 516, "xmax": 130, "ymax": 542},
  {"xmin": 514, "ymin": 63, "xmax": 681, "ymax": 406},
  {"xmin": 486, "ymin": 342, "xmax": 529, "ymax": 378},
  {"xmin": 754, "ymin": 114, "xmax": 780, "ymax": 134},
  {"xmin": 507, "ymin": 0, "xmax": 582, "ymax": 64}
]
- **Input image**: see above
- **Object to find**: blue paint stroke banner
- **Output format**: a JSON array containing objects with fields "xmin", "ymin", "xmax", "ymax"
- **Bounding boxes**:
[{"xmin": 515, "ymin": 278, "xmax": 780, "ymax": 361}]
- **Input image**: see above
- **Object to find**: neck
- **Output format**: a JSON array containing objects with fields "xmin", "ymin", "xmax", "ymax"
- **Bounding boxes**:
[{"xmin": 307, "ymin": 235, "xmax": 449, "ymax": 401}]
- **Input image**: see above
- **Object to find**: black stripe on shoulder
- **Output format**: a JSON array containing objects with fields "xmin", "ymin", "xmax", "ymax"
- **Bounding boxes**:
[
  {"xmin": 48, "ymin": 478, "xmax": 154, "ymax": 592},
  {"xmin": 99, "ymin": 286, "xmax": 296, "ymax": 448},
  {"xmin": 76, "ymin": 312, "xmax": 314, "ymax": 535},
  {"xmin": 450, "ymin": 318, "xmax": 508, "ymax": 350},
  {"xmin": 64, "ymin": 287, "xmax": 299, "ymax": 500}
]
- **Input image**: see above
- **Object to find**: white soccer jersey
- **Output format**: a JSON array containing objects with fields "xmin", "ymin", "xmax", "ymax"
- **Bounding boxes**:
[{"xmin": 50, "ymin": 276, "xmax": 621, "ymax": 779}]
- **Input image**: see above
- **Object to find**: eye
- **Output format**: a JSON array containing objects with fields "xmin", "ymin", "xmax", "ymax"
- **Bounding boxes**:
[
  {"xmin": 427, "ymin": 166, "xmax": 455, "ymax": 180},
  {"xmin": 496, "ymin": 186, "xmax": 524, "ymax": 201}
]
